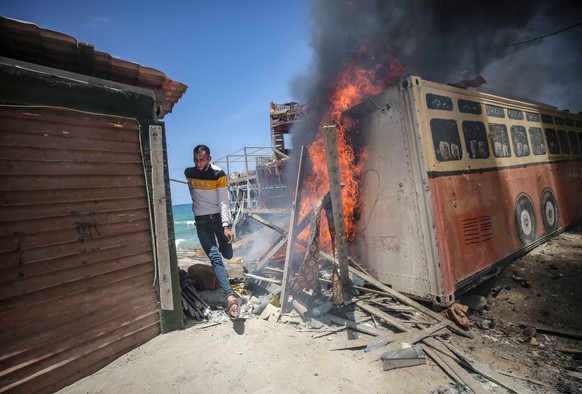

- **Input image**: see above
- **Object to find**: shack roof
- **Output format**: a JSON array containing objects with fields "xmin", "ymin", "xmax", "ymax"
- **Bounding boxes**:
[{"xmin": 0, "ymin": 16, "xmax": 188, "ymax": 118}]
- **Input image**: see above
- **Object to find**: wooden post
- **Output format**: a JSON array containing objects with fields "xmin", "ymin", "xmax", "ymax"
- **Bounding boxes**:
[
  {"xmin": 322, "ymin": 125, "xmax": 350, "ymax": 287},
  {"xmin": 149, "ymin": 125, "xmax": 173, "ymax": 310},
  {"xmin": 279, "ymin": 146, "xmax": 307, "ymax": 313}
]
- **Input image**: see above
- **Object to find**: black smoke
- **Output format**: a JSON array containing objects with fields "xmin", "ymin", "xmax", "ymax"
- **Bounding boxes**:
[{"xmin": 291, "ymin": 0, "xmax": 582, "ymax": 132}]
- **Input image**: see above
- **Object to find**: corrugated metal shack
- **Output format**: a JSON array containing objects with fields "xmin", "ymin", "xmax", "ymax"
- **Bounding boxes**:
[{"xmin": 0, "ymin": 17, "xmax": 188, "ymax": 393}]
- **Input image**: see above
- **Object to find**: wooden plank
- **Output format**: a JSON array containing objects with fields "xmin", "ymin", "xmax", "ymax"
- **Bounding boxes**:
[
  {"xmin": 332, "ymin": 320, "xmax": 449, "ymax": 351},
  {"xmin": 422, "ymin": 347, "xmax": 467, "ymax": 387},
  {"xmin": 149, "ymin": 124, "xmax": 173, "ymax": 311},
  {"xmin": 280, "ymin": 146, "xmax": 306, "ymax": 313},
  {"xmin": 557, "ymin": 347, "xmax": 582, "ymax": 355},
  {"xmin": 249, "ymin": 213, "xmax": 286, "ymax": 234},
  {"xmin": 244, "ymin": 273, "xmax": 282, "ymax": 284},
  {"xmin": 355, "ymin": 300, "xmax": 408, "ymax": 332},
  {"xmin": 436, "ymin": 338, "xmax": 528, "ymax": 393},
  {"xmin": 326, "ymin": 313, "xmax": 386, "ymax": 337},
  {"xmin": 348, "ymin": 266, "xmax": 442, "ymax": 321},
  {"xmin": 322, "ymin": 125, "xmax": 350, "ymax": 288},
  {"xmin": 423, "ymin": 338, "xmax": 489, "ymax": 394},
  {"xmin": 255, "ymin": 233, "xmax": 287, "ymax": 272},
  {"xmin": 519, "ymin": 321, "xmax": 582, "ymax": 340},
  {"xmin": 382, "ymin": 356, "xmax": 426, "ymax": 371},
  {"xmin": 312, "ymin": 316, "xmax": 373, "ymax": 339}
]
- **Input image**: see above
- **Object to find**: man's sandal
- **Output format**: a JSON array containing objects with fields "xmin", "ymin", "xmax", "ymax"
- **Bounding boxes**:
[{"xmin": 227, "ymin": 297, "xmax": 240, "ymax": 320}]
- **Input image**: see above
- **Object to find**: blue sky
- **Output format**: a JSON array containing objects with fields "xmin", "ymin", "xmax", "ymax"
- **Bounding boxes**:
[{"xmin": 2, "ymin": 1, "xmax": 313, "ymax": 205}]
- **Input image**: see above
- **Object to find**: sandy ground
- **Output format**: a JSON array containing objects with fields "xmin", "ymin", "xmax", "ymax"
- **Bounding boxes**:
[{"xmin": 57, "ymin": 225, "xmax": 582, "ymax": 394}]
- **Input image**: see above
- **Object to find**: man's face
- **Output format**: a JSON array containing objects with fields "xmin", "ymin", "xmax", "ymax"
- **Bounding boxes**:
[{"xmin": 194, "ymin": 151, "xmax": 211, "ymax": 171}]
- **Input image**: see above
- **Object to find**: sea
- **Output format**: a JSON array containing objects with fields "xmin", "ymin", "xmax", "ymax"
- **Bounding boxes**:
[{"xmin": 172, "ymin": 203, "xmax": 200, "ymax": 250}]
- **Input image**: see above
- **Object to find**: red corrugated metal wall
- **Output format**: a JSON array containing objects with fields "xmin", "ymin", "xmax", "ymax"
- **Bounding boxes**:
[{"xmin": 0, "ymin": 106, "xmax": 160, "ymax": 393}]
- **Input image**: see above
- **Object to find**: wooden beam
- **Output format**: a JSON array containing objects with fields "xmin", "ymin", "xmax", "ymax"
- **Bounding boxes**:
[
  {"xmin": 347, "ymin": 266, "xmax": 440, "ymax": 322},
  {"xmin": 382, "ymin": 357, "xmax": 426, "ymax": 371},
  {"xmin": 255, "ymin": 234, "xmax": 287, "ymax": 273},
  {"xmin": 149, "ymin": 125, "xmax": 173, "ymax": 311},
  {"xmin": 331, "ymin": 320, "xmax": 449, "ymax": 351},
  {"xmin": 354, "ymin": 300, "xmax": 408, "ymax": 332},
  {"xmin": 519, "ymin": 321, "xmax": 582, "ymax": 340},
  {"xmin": 436, "ymin": 338, "xmax": 528, "ymax": 393},
  {"xmin": 326, "ymin": 314, "xmax": 386, "ymax": 337},
  {"xmin": 322, "ymin": 125, "xmax": 350, "ymax": 288},
  {"xmin": 279, "ymin": 146, "xmax": 307, "ymax": 313},
  {"xmin": 423, "ymin": 338, "xmax": 489, "ymax": 394},
  {"xmin": 243, "ymin": 273, "xmax": 282, "ymax": 284},
  {"xmin": 249, "ymin": 213, "xmax": 286, "ymax": 234}
]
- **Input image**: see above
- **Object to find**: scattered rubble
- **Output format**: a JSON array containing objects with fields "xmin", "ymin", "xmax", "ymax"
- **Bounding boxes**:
[{"xmin": 176, "ymin": 222, "xmax": 582, "ymax": 393}]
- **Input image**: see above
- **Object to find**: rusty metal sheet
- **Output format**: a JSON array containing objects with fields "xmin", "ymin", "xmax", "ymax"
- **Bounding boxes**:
[{"xmin": 0, "ymin": 106, "xmax": 160, "ymax": 393}]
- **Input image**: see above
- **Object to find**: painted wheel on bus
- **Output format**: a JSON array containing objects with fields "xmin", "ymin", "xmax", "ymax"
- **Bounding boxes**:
[
  {"xmin": 515, "ymin": 193, "xmax": 537, "ymax": 246},
  {"xmin": 540, "ymin": 188, "xmax": 559, "ymax": 234}
]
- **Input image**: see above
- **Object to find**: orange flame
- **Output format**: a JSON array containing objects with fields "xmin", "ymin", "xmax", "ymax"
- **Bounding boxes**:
[{"xmin": 299, "ymin": 49, "xmax": 404, "ymax": 249}]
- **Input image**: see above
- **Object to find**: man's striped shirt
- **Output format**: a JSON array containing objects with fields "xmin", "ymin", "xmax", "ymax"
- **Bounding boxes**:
[{"xmin": 184, "ymin": 163, "xmax": 231, "ymax": 227}]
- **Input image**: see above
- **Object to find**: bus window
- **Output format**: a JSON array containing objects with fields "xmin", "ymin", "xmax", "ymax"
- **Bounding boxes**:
[
  {"xmin": 489, "ymin": 123, "xmax": 511, "ymax": 157},
  {"xmin": 526, "ymin": 112, "xmax": 540, "ymax": 122},
  {"xmin": 568, "ymin": 131, "xmax": 579, "ymax": 155},
  {"xmin": 462, "ymin": 121, "xmax": 489, "ymax": 159},
  {"xmin": 458, "ymin": 99, "xmax": 482, "ymax": 115},
  {"xmin": 511, "ymin": 126, "xmax": 530, "ymax": 157},
  {"xmin": 541, "ymin": 114, "xmax": 554, "ymax": 124},
  {"xmin": 528, "ymin": 127, "xmax": 546, "ymax": 155},
  {"xmin": 426, "ymin": 94, "xmax": 453, "ymax": 111},
  {"xmin": 576, "ymin": 120, "xmax": 582, "ymax": 128},
  {"xmin": 558, "ymin": 130, "xmax": 571, "ymax": 154},
  {"xmin": 545, "ymin": 129, "xmax": 560, "ymax": 154},
  {"xmin": 486, "ymin": 104, "xmax": 505, "ymax": 118},
  {"xmin": 555, "ymin": 117, "xmax": 565, "ymax": 126},
  {"xmin": 430, "ymin": 119, "xmax": 462, "ymax": 161},
  {"xmin": 508, "ymin": 109, "xmax": 524, "ymax": 120},
  {"xmin": 565, "ymin": 118, "xmax": 574, "ymax": 127}
]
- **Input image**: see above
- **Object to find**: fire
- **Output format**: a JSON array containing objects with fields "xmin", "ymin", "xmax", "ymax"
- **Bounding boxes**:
[{"xmin": 299, "ymin": 48, "xmax": 404, "ymax": 249}]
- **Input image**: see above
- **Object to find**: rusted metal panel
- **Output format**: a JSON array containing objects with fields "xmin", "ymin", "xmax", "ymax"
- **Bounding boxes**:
[
  {"xmin": 0, "ymin": 105, "xmax": 160, "ymax": 393},
  {"xmin": 351, "ymin": 74, "xmax": 582, "ymax": 306},
  {"xmin": 351, "ymin": 83, "xmax": 439, "ymax": 303}
]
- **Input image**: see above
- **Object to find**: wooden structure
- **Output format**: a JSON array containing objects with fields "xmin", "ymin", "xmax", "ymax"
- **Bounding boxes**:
[{"xmin": 0, "ymin": 17, "xmax": 187, "ymax": 393}]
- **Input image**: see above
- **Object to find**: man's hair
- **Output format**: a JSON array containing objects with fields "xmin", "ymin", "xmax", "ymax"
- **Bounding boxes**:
[{"xmin": 193, "ymin": 144, "xmax": 210, "ymax": 155}]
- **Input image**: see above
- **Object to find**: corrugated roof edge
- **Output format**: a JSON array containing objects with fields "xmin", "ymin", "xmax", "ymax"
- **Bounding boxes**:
[{"xmin": 0, "ymin": 16, "xmax": 188, "ymax": 119}]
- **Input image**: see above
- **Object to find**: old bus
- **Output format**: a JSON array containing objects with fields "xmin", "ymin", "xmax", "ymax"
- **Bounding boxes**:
[{"xmin": 350, "ymin": 74, "xmax": 582, "ymax": 306}]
